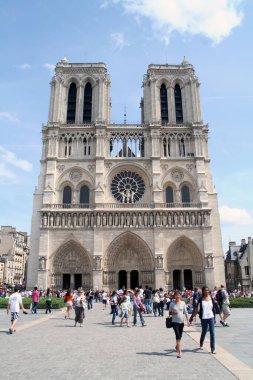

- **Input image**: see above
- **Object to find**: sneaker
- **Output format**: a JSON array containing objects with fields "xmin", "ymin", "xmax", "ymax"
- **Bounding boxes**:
[
  {"xmin": 224, "ymin": 323, "xmax": 229, "ymax": 327},
  {"xmin": 220, "ymin": 320, "xmax": 224, "ymax": 326},
  {"xmin": 142, "ymin": 324, "xmax": 146, "ymax": 327},
  {"xmin": 200, "ymin": 345, "xmax": 204, "ymax": 350},
  {"xmin": 211, "ymin": 351, "xmax": 216, "ymax": 354},
  {"xmin": 9, "ymin": 328, "xmax": 13, "ymax": 334}
]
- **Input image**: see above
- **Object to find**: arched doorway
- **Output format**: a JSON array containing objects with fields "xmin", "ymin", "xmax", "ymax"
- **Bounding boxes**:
[
  {"xmin": 51, "ymin": 240, "xmax": 92, "ymax": 290},
  {"xmin": 130, "ymin": 270, "xmax": 139, "ymax": 289},
  {"xmin": 167, "ymin": 237, "xmax": 204, "ymax": 290},
  {"xmin": 103, "ymin": 232, "xmax": 154, "ymax": 290},
  {"xmin": 118, "ymin": 270, "xmax": 127, "ymax": 289}
]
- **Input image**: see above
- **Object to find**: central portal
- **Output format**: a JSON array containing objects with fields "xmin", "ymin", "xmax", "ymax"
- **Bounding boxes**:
[{"xmin": 104, "ymin": 232, "xmax": 155, "ymax": 290}]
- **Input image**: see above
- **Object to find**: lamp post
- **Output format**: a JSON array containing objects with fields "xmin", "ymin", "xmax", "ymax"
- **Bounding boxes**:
[{"xmin": 238, "ymin": 282, "xmax": 241, "ymax": 294}]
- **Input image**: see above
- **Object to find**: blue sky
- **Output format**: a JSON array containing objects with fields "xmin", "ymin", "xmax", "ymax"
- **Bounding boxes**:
[{"xmin": 0, "ymin": 0, "xmax": 252, "ymax": 251}]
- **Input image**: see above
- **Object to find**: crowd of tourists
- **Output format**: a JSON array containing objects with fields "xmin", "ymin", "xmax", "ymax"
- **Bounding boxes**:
[{"xmin": 5, "ymin": 283, "xmax": 235, "ymax": 358}]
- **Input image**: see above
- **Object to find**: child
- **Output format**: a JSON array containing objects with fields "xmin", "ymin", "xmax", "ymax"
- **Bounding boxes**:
[{"xmin": 120, "ymin": 296, "xmax": 131, "ymax": 327}]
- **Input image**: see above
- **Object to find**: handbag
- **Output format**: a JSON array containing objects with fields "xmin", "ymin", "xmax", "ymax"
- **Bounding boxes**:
[
  {"xmin": 165, "ymin": 316, "xmax": 173, "ymax": 328},
  {"xmin": 139, "ymin": 303, "xmax": 145, "ymax": 313}
]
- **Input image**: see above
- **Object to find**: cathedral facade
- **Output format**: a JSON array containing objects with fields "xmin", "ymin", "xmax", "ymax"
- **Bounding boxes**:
[{"xmin": 27, "ymin": 57, "xmax": 225, "ymax": 291}]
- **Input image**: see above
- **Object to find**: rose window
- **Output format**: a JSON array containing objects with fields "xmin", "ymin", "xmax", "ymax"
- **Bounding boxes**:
[{"xmin": 111, "ymin": 171, "xmax": 145, "ymax": 203}]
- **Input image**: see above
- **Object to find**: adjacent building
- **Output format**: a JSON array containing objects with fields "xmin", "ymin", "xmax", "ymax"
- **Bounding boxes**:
[
  {"xmin": 225, "ymin": 238, "xmax": 253, "ymax": 291},
  {"xmin": 0, "ymin": 226, "xmax": 30, "ymax": 287},
  {"xmin": 27, "ymin": 57, "xmax": 225, "ymax": 291}
]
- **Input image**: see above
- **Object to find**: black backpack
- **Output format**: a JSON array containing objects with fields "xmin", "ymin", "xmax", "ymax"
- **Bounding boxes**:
[{"xmin": 216, "ymin": 289, "xmax": 224, "ymax": 305}]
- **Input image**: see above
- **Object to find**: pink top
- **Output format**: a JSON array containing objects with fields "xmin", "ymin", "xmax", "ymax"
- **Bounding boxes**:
[{"xmin": 32, "ymin": 290, "xmax": 39, "ymax": 302}]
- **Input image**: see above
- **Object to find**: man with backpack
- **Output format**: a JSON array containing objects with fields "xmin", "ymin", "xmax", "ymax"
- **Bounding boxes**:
[{"xmin": 216, "ymin": 285, "xmax": 231, "ymax": 327}]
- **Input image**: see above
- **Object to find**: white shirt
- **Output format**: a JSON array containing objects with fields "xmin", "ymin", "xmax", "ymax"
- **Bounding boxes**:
[
  {"xmin": 202, "ymin": 299, "xmax": 214, "ymax": 319},
  {"xmin": 102, "ymin": 292, "xmax": 107, "ymax": 300},
  {"xmin": 8, "ymin": 293, "xmax": 22, "ymax": 313}
]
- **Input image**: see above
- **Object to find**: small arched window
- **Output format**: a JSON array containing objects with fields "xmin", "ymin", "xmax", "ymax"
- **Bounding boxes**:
[
  {"xmin": 181, "ymin": 185, "xmax": 190, "ymax": 204},
  {"xmin": 63, "ymin": 186, "xmax": 72, "ymax": 205},
  {"xmin": 166, "ymin": 186, "xmax": 174, "ymax": 205},
  {"xmin": 83, "ymin": 82, "xmax": 92, "ymax": 123},
  {"xmin": 67, "ymin": 83, "xmax": 77, "ymax": 124},
  {"xmin": 174, "ymin": 84, "xmax": 183, "ymax": 123},
  {"xmin": 80, "ymin": 185, "xmax": 90, "ymax": 206},
  {"xmin": 160, "ymin": 84, "xmax": 168, "ymax": 124}
]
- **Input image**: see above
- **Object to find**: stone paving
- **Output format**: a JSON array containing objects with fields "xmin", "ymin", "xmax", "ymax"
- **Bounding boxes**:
[{"xmin": 0, "ymin": 304, "xmax": 252, "ymax": 380}]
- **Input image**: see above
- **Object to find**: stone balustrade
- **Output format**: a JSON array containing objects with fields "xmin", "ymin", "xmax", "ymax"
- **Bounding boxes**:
[
  {"xmin": 42, "ymin": 202, "xmax": 203, "ymax": 210},
  {"xmin": 41, "ymin": 209, "xmax": 211, "ymax": 229}
]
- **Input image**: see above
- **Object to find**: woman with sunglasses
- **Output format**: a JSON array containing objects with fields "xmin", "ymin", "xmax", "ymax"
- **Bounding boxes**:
[
  {"xmin": 198, "ymin": 286, "xmax": 216, "ymax": 354},
  {"xmin": 169, "ymin": 290, "xmax": 190, "ymax": 358}
]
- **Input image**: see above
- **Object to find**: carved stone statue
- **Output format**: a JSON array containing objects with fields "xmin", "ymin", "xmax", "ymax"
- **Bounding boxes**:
[
  {"xmin": 93, "ymin": 256, "xmax": 102, "ymax": 270},
  {"xmin": 206, "ymin": 255, "xmax": 213, "ymax": 268},
  {"xmin": 155, "ymin": 255, "xmax": 163, "ymax": 269},
  {"xmin": 39, "ymin": 257, "xmax": 46, "ymax": 270}
]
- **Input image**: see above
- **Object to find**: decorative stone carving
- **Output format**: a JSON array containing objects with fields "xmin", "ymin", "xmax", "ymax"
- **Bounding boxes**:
[
  {"xmin": 39, "ymin": 256, "xmax": 46, "ymax": 270},
  {"xmin": 171, "ymin": 169, "xmax": 184, "ymax": 182},
  {"xmin": 57, "ymin": 164, "xmax": 65, "ymax": 172},
  {"xmin": 206, "ymin": 255, "xmax": 213, "ymax": 268},
  {"xmin": 186, "ymin": 164, "xmax": 194, "ymax": 172},
  {"xmin": 93, "ymin": 256, "xmax": 102, "ymax": 270},
  {"xmin": 155, "ymin": 255, "xmax": 163, "ymax": 269},
  {"xmin": 69, "ymin": 169, "xmax": 82, "ymax": 182}
]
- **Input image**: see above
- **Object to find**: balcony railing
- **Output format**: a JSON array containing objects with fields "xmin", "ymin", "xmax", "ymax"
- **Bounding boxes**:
[{"xmin": 42, "ymin": 202, "xmax": 203, "ymax": 210}]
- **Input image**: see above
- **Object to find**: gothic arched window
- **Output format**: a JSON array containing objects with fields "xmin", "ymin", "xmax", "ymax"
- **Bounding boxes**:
[
  {"xmin": 160, "ymin": 83, "xmax": 168, "ymax": 124},
  {"xmin": 83, "ymin": 82, "xmax": 92, "ymax": 123},
  {"xmin": 166, "ymin": 186, "xmax": 174, "ymax": 205},
  {"xmin": 174, "ymin": 84, "xmax": 183, "ymax": 123},
  {"xmin": 80, "ymin": 185, "xmax": 90, "ymax": 206},
  {"xmin": 67, "ymin": 83, "xmax": 77, "ymax": 124},
  {"xmin": 181, "ymin": 185, "xmax": 190, "ymax": 204},
  {"xmin": 63, "ymin": 186, "xmax": 72, "ymax": 205},
  {"xmin": 179, "ymin": 137, "xmax": 186, "ymax": 157}
]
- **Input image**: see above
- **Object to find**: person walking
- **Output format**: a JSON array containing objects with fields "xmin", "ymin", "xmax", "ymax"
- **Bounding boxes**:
[
  {"xmin": 31, "ymin": 286, "xmax": 40, "ymax": 314},
  {"xmin": 110, "ymin": 290, "xmax": 118, "ymax": 325},
  {"xmin": 72, "ymin": 289, "xmax": 86, "ymax": 327},
  {"xmin": 45, "ymin": 288, "xmax": 52, "ymax": 314},
  {"xmin": 133, "ymin": 289, "xmax": 146, "ymax": 327},
  {"xmin": 143, "ymin": 286, "xmax": 152, "ymax": 314},
  {"xmin": 102, "ymin": 290, "xmax": 108, "ymax": 310},
  {"xmin": 152, "ymin": 289, "xmax": 160, "ymax": 317},
  {"xmin": 64, "ymin": 289, "xmax": 73, "ymax": 319},
  {"xmin": 189, "ymin": 288, "xmax": 200, "ymax": 324},
  {"xmin": 198, "ymin": 286, "xmax": 216, "ymax": 354},
  {"xmin": 169, "ymin": 290, "xmax": 190, "ymax": 358},
  {"xmin": 216, "ymin": 285, "xmax": 231, "ymax": 327},
  {"xmin": 119, "ymin": 295, "xmax": 131, "ymax": 327},
  {"xmin": 7, "ymin": 286, "xmax": 27, "ymax": 334}
]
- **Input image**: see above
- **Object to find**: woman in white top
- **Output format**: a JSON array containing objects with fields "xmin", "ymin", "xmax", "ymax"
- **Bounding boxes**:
[{"xmin": 198, "ymin": 286, "xmax": 216, "ymax": 354}]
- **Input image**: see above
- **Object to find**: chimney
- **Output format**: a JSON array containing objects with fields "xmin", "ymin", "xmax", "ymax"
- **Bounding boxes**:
[
  {"xmin": 248, "ymin": 237, "xmax": 251, "ymax": 243},
  {"xmin": 229, "ymin": 241, "xmax": 236, "ymax": 247},
  {"xmin": 241, "ymin": 239, "xmax": 246, "ymax": 246}
]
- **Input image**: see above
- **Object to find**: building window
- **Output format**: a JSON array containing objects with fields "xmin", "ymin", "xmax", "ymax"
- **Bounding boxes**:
[
  {"xmin": 160, "ymin": 84, "xmax": 168, "ymax": 124},
  {"xmin": 80, "ymin": 185, "xmax": 90, "ymax": 206},
  {"xmin": 67, "ymin": 83, "xmax": 77, "ymax": 124},
  {"xmin": 181, "ymin": 185, "xmax": 190, "ymax": 204},
  {"xmin": 166, "ymin": 186, "xmax": 174, "ymax": 204},
  {"xmin": 63, "ymin": 186, "xmax": 72, "ymax": 205},
  {"xmin": 83, "ymin": 82, "xmax": 92, "ymax": 123},
  {"xmin": 174, "ymin": 84, "xmax": 183, "ymax": 123},
  {"xmin": 245, "ymin": 266, "xmax": 249, "ymax": 275}
]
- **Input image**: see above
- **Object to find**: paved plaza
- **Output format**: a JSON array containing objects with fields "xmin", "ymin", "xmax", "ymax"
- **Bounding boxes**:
[{"xmin": 0, "ymin": 305, "xmax": 252, "ymax": 380}]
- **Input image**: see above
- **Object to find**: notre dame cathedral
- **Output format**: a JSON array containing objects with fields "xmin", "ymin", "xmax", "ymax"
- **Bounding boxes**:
[{"xmin": 27, "ymin": 57, "xmax": 225, "ymax": 291}]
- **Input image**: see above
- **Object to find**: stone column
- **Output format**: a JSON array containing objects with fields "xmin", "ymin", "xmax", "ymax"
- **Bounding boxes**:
[
  {"xmin": 180, "ymin": 269, "xmax": 184, "ymax": 290},
  {"xmin": 70, "ymin": 274, "xmax": 75, "ymax": 289},
  {"xmin": 127, "ymin": 271, "xmax": 131, "ymax": 289}
]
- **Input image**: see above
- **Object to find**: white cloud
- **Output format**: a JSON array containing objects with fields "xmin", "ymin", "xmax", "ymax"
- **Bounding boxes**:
[
  {"xmin": 0, "ymin": 146, "xmax": 33, "ymax": 172},
  {"xmin": 44, "ymin": 63, "xmax": 55, "ymax": 72},
  {"xmin": 0, "ymin": 163, "xmax": 18, "ymax": 183},
  {"xmin": 110, "ymin": 32, "xmax": 128, "ymax": 50},
  {"xmin": 219, "ymin": 205, "xmax": 253, "ymax": 225},
  {"xmin": 15, "ymin": 63, "xmax": 31, "ymax": 69},
  {"xmin": 105, "ymin": 0, "xmax": 244, "ymax": 44},
  {"xmin": 0, "ymin": 112, "xmax": 20, "ymax": 123}
]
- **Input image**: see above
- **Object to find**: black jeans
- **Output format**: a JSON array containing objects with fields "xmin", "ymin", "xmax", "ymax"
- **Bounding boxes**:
[
  {"xmin": 45, "ymin": 300, "xmax": 52, "ymax": 314},
  {"xmin": 111, "ymin": 305, "xmax": 117, "ymax": 324},
  {"xmin": 158, "ymin": 302, "xmax": 164, "ymax": 316}
]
